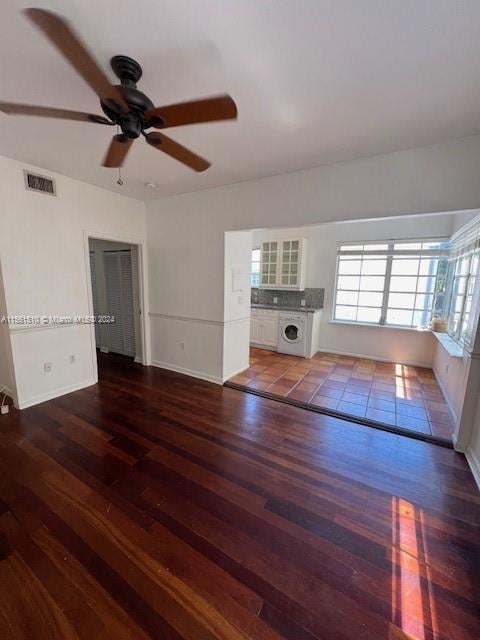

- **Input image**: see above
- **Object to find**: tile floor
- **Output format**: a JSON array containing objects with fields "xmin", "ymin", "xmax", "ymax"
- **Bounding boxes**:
[{"xmin": 228, "ymin": 348, "xmax": 455, "ymax": 440}]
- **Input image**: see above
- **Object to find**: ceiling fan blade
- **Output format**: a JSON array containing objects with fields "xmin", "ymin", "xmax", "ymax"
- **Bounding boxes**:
[
  {"xmin": 0, "ymin": 102, "xmax": 112, "ymax": 124},
  {"xmin": 145, "ymin": 95, "xmax": 237, "ymax": 129},
  {"xmin": 102, "ymin": 134, "xmax": 133, "ymax": 167},
  {"xmin": 24, "ymin": 8, "xmax": 128, "ymax": 114},
  {"xmin": 145, "ymin": 132, "xmax": 211, "ymax": 172}
]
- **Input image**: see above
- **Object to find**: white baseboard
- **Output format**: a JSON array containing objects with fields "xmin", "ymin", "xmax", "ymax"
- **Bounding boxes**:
[
  {"xmin": 18, "ymin": 378, "xmax": 97, "ymax": 409},
  {"xmin": 432, "ymin": 365, "xmax": 458, "ymax": 422},
  {"xmin": 316, "ymin": 346, "xmax": 431, "ymax": 369},
  {"xmin": 466, "ymin": 447, "xmax": 480, "ymax": 491},
  {"xmin": 100, "ymin": 346, "xmax": 109, "ymax": 353},
  {"xmin": 134, "ymin": 356, "xmax": 143, "ymax": 364},
  {"xmin": 151, "ymin": 360, "xmax": 222, "ymax": 385},
  {"xmin": 222, "ymin": 364, "xmax": 249, "ymax": 383},
  {"xmin": 250, "ymin": 343, "xmax": 277, "ymax": 352}
]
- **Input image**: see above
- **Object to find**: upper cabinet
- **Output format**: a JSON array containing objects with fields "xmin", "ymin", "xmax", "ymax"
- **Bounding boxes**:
[{"xmin": 259, "ymin": 238, "xmax": 307, "ymax": 290}]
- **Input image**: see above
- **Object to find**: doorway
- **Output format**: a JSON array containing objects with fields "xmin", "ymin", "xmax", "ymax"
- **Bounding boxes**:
[{"xmin": 88, "ymin": 238, "xmax": 143, "ymax": 374}]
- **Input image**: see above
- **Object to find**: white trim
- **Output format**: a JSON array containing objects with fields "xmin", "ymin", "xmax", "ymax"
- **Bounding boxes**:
[
  {"xmin": 149, "ymin": 312, "xmax": 223, "ymax": 326},
  {"xmin": 328, "ymin": 319, "xmax": 432, "ymax": 333},
  {"xmin": 450, "ymin": 212, "xmax": 480, "ymax": 245},
  {"xmin": 151, "ymin": 359, "xmax": 222, "ymax": 385},
  {"xmin": 17, "ymin": 378, "xmax": 96, "ymax": 409},
  {"xmin": 334, "ymin": 238, "xmax": 447, "ymax": 330},
  {"xmin": 432, "ymin": 332, "xmax": 464, "ymax": 358},
  {"xmin": 249, "ymin": 343, "xmax": 277, "ymax": 351},
  {"xmin": 317, "ymin": 346, "xmax": 432, "ymax": 369},
  {"xmin": 222, "ymin": 365, "xmax": 249, "ymax": 382},
  {"xmin": 8, "ymin": 323, "xmax": 81, "ymax": 334},
  {"xmin": 149, "ymin": 312, "xmax": 250, "ymax": 327},
  {"xmin": 466, "ymin": 447, "xmax": 480, "ymax": 491},
  {"xmin": 432, "ymin": 364, "xmax": 459, "ymax": 422},
  {"xmin": 83, "ymin": 230, "xmax": 151, "ymax": 385}
]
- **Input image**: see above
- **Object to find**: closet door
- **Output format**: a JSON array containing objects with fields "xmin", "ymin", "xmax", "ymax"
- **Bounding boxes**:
[
  {"xmin": 89, "ymin": 251, "xmax": 101, "ymax": 346},
  {"xmin": 104, "ymin": 250, "xmax": 136, "ymax": 356},
  {"xmin": 119, "ymin": 251, "xmax": 136, "ymax": 356}
]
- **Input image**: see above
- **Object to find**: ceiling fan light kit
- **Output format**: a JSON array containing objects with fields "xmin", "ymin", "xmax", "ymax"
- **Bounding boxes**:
[{"xmin": 0, "ymin": 8, "xmax": 238, "ymax": 175}]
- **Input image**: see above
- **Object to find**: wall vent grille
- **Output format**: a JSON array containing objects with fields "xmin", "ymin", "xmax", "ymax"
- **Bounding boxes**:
[{"xmin": 23, "ymin": 170, "xmax": 56, "ymax": 196}]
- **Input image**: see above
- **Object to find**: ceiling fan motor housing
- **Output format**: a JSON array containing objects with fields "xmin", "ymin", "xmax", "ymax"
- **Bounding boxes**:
[{"xmin": 100, "ymin": 55, "xmax": 156, "ymax": 138}]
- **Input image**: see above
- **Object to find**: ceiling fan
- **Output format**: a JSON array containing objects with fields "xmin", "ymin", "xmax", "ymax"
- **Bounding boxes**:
[{"xmin": 0, "ymin": 8, "xmax": 238, "ymax": 172}]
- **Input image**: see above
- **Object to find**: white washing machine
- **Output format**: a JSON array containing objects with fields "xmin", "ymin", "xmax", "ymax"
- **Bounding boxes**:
[{"xmin": 277, "ymin": 312, "xmax": 308, "ymax": 356}]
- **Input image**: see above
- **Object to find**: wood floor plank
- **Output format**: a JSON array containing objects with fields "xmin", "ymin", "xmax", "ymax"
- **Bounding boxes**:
[{"xmin": 0, "ymin": 352, "xmax": 478, "ymax": 639}]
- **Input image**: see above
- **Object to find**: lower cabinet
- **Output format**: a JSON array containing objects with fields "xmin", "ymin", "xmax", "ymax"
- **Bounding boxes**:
[{"xmin": 250, "ymin": 310, "xmax": 279, "ymax": 348}]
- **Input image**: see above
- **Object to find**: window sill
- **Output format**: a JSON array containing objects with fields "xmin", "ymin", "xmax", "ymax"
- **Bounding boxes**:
[
  {"xmin": 328, "ymin": 320, "xmax": 431, "ymax": 333},
  {"xmin": 432, "ymin": 332, "xmax": 464, "ymax": 358}
]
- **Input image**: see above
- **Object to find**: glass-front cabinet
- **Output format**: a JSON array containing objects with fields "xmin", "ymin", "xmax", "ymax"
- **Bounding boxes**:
[
  {"xmin": 260, "ymin": 238, "xmax": 307, "ymax": 290},
  {"xmin": 260, "ymin": 241, "xmax": 278, "ymax": 287}
]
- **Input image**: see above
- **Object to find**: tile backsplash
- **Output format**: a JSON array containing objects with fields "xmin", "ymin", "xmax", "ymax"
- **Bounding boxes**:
[{"xmin": 251, "ymin": 287, "xmax": 324, "ymax": 309}]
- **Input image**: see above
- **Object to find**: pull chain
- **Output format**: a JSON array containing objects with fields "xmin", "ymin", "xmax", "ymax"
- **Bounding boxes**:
[{"xmin": 116, "ymin": 125, "xmax": 124, "ymax": 186}]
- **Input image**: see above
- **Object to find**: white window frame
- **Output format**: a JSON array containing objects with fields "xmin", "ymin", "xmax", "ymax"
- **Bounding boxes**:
[
  {"xmin": 446, "ymin": 214, "xmax": 480, "ymax": 347},
  {"xmin": 333, "ymin": 238, "xmax": 449, "ymax": 328},
  {"xmin": 447, "ymin": 249, "xmax": 479, "ymax": 345}
]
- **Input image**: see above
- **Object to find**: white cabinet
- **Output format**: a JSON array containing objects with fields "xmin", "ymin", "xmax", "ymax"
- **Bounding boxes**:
[
  {"xmin": 260, "ymin": 238, "xmax": 307, "ymax": 290},
  {"xmin": 261, "ymin": 316, "xmax": 278, "ymax": 346},
  {"xmin": 259, "ymin": 240, "xmax": 279, "ymax": 287},
  {"xmin": 250, "ymin": 309, "xmax": 279, "ymax": 347},
  {"xmin": 250, "ymin": 315, "xmax": 263, "ymax": 344}
]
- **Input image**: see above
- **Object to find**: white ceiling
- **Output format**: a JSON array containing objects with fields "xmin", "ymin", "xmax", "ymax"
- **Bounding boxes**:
[{"xmin": 2, "ymin": 0, "xmax": 480, "ymax": 200}]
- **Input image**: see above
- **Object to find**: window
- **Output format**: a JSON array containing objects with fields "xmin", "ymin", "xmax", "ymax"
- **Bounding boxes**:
[
  {"xmin": 251, "ymin": 248, "xmax": 260, "ymax": 287},
  {"xmin": 447, "ymin": 219, "xmax": 480, "ymax": 345},
  {"xmin": 334, "ymin": 240, "xmax": 449, "ymax": 328}
]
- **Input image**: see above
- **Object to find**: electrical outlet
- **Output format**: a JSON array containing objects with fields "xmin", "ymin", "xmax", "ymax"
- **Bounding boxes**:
[
  {"xmin": 44, "ymin": 362, "xmax": 52, "ymax": 373},
  {"xmin": 69, "ymin": 354, "xmax": 76, "ymax": 364}
]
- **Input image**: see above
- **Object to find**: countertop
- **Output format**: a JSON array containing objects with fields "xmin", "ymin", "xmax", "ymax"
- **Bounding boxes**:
[{"xmin": 251, "ymin": 304, "xmax": 322, "ymax": 313}]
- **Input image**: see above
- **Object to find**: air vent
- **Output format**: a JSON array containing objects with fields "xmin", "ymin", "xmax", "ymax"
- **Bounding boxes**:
[{"xmin": 23, "ymin": 170, "xmax": 56, "ymax": 196}]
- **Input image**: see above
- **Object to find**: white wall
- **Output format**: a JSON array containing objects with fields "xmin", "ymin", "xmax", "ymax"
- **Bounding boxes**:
[
  {"xmin": 0, "ymin": 261, "xmax": 15, "ymax": 400},
  {"xmin": 146, "ymin": 135, "xmax": 480, "ymax": 381},
  {"xmin": 431, "ymin": 214, "xmax": 480, "ymax": 461},
  {"xmin": 223, "ymin": 231, "xmax": 252, "ymax": 379},
  {"xmin": 253, "ymin": 213, "xmax": 458, "ymax": 366},
  {"xmin": 0, "ymin": 156, "xmax": 146, "ymax": 408},
  {"xmin": 146, "ymin": 133, "xmax": 480, "ymax": 462},
  {"xmin": 467, "ymin": 393, "xmax": 480, "ymax": 489},
  {"xmin": 432, "ymin": 346, "xmax": 471, "ymax": 420},
  {"xmin": 147, "ymin": 134, "xmax": 480, "ymax": 358}
]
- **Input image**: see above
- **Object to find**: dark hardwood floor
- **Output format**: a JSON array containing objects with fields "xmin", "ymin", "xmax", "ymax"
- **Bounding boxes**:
[{"xmin": 0, "ymin": 353, "xmax": 479, "ymax": 639}]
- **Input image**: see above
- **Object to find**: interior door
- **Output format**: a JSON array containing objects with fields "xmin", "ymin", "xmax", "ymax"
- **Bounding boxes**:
[{"xmin": 104, "ymin": 250, "xmax": 136, "ymax": 357}]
